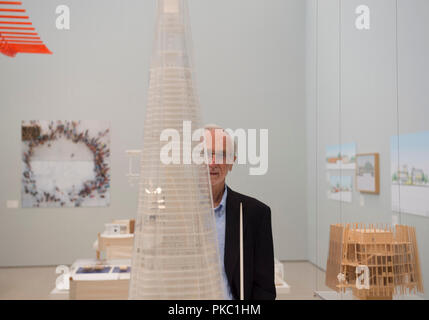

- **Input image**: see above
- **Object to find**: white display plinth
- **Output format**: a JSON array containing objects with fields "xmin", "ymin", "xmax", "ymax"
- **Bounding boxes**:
[{"xmin": 315, "ymin": 291, "xmax": 424, "ymax": 300}]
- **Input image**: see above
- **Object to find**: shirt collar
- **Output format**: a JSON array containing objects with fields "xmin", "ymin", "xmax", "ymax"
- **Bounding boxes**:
[{"xmin": 214, "ymin": 184, "xmax": 228, "ymax": 213}]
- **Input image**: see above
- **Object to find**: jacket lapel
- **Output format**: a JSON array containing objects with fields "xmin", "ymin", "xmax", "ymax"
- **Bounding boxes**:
[{"xmin": 225, "ymin": 186, "xmax": 248, "ymax": 292}]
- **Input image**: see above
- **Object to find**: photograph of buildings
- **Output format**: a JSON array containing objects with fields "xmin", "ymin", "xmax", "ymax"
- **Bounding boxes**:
[{"xmin": 391, "ymin": 131, "xmax": 429, "ymax": 217}]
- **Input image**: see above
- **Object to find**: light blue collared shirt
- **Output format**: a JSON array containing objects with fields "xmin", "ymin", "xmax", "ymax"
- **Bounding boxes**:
[{"xmin": 214, "ymin": 185, "xmax": 234, "ymax": 300}]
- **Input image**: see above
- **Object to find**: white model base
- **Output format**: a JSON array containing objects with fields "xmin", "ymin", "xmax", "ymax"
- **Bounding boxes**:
[{"xmin": 315, "ymin": 291, "xmax": 424, "ymax": 300}]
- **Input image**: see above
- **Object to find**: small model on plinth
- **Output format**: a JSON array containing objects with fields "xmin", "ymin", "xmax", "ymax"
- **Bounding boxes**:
[
  {"xmin": 94, "ymin": 219, "xmax": 135, "ymax": 260},
  {"xmin": 326, "ymin": 223, "xmax": 423, "ymax": 300}
]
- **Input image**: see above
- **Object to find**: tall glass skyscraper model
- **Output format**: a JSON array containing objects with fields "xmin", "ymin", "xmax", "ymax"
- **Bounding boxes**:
[{"xmin": 129, "ymin": 0, "xmax": 224, "ymax": 299}]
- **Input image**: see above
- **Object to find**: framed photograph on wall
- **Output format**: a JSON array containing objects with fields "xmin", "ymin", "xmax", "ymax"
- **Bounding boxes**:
[
  {"xmin": 326, "ymin": 142, "xmax": 356, "ymax": 170},
  {"xmin": 21, "ymin": 120, "xmax": 111, "ymax": 208},
  {"xmin": 327, "ymin": 174, "xmax": 353, "ymax": 203},
  {"xmin": 356, "ymin": 153, "xmax": 380, "ymax": 194}
]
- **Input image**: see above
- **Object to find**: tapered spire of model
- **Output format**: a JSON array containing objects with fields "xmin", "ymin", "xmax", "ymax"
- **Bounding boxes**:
[{"xmin": 128, "ymin": 0, "xmax": 224, "ymax": 299}]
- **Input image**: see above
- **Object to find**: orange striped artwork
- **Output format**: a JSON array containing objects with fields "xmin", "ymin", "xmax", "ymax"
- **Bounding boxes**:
[{"xmin": 0, "ymin": 1, "xmax": 52, "ymax": 57}]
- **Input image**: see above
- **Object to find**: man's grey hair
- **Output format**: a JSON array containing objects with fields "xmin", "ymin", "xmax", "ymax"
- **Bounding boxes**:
[{"xmin": 204, "ymin": 124, "xmax": 237, "ymax": 158}]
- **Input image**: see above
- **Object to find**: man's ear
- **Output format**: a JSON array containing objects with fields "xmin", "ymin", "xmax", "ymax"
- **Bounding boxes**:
[{"xmin": 228, "ymin": 156, "xmax": 236, "ymax": 172}]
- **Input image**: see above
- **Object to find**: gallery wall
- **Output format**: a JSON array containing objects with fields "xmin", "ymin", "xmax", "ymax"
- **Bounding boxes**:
[
  {"xmin": 306, "ymin": 0, "xmax": 429, "ymax": 298},
  {"xmin": 0, "ymin": 0, "xmax": 307, "ymax": 266},
  {"xmin": 192, "ymin": 0, "xmax": 307, "ymax": 261}
]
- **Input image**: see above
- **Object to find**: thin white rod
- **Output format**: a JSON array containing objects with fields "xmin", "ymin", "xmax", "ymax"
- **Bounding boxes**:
[{"xmin": 240, "ymin": 202, "xmax": 244, "ymax": 300}]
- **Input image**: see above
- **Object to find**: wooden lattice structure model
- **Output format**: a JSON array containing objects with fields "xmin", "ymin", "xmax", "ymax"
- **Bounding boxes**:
[
  {"xmin": 0, "ymin": 1, "xmax": 51, "ymax": 57},
  {"xmin": 128, "ymin": 0, "xmax": 224, "ymax": 299},
  {"xmin": 326, "ymin": 223, "xmax": 423, "ymax": 300}
]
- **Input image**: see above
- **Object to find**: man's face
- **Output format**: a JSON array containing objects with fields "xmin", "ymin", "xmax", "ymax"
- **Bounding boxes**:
[{"xmin": 204, "ymin": 129, "xmax": 235, "ymax": 187}]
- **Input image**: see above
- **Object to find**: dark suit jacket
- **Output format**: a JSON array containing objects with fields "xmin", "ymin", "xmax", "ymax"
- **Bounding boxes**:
[{"xmin": 224, "ymin": 186, "xmax": 276, "ymax": 300}]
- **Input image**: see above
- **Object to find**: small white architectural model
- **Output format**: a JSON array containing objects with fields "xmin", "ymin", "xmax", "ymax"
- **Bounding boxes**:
[
  {"xmin": 128, "ymin": 0, "xmax": 224, "ymax": 299},
  {"xmin": 104, "ymin": 223, "xmax": 126, "ymax": 235}
]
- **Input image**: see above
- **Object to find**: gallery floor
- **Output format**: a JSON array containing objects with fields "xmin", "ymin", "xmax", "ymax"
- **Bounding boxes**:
[{"xmin": 0, "ymin": 261, "xmax": 331, "ymax": 300}]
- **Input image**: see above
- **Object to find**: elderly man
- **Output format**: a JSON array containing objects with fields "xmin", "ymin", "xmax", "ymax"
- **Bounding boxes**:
[{"xmin": 204, "ymin": 124, "xmax": 276, "ymax": 300}]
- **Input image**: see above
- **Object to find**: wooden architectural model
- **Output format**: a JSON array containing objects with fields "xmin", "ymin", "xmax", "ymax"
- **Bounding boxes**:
[
  {"xmin": 326, "ymin": 223, "xmax": 423, "ymax": 300},
  {"xmin": 128, "ymin": 0, "xmax": 224, "ymax": 299}
]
